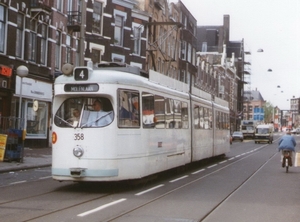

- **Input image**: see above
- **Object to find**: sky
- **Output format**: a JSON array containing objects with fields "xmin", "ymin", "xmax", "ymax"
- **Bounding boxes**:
[{"xmin": 169, "ymin": 0, "xmax": 300, "ymax": 110}]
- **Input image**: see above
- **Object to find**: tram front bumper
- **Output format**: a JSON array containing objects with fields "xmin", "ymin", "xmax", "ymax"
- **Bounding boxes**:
[{"xmin": 52, "ymin": 167, "xmax": 119, "ymax": 178}]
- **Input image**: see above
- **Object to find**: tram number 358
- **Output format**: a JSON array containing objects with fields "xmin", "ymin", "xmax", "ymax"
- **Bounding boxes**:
[{"xmin": 74, "ymin": 133, "xmax": 84, "ymax": 140}]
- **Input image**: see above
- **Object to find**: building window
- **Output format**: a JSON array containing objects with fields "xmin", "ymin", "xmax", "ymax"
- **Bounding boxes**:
[
  {"xmin": 182, "ymin": 14, "xmax": 187, "ymax": 29},
  {"xmin": 188, "ymin": 43, "xmax": 192, "ymax": 63},
  {"xmin": 55, "ymin": 31, "xmax": 61, "ymax": 69},
  {"xmin": 202, "ymin": 42, "xmax": 207, "ymax": 52},
  {"xmin": 133, "ymin": 26, "xmax": 141, "ymax": 55},
  {"xmin": 16, "ymin": 14, "xmax": 24, "ymax": 58},
  {"xmin": 40, "ymin": 24, "xmax": 47, "ymax": 65},
  {"xmin": 157, "ymin": 58, "xmax": 161, "ymax": 73},
  {"xmin": 114, "ymin": 15, "xmax": 124, "ymax": 46},
  {"xmin": 57, "ymin": 0, "xmax": 63, "ymax": 12},
  {"xmin": 75, "ymin": 39, "xmax": 80, "ymax": 66},
  {"xmin": 27, "ymin": 20, "xmax": 37, "ymax": 62},
  {"xmin": 92, "ymin": 1, "xmax": 103, "ymax": 34},
  {"xmin": 0, "ymin": 5, "xmax": 6, "ymax": 53},
  {"xmin": 66, "ymin": 35, "xmax": 72, "ymax": 63},
  {"xmin": 181, "ymin": 41, "xmax": 186, "ymax": 60},
  {"xmin": 180, "ymin": 69, "xmax": 185, "ymax": 82},
  {"xmin": 91, "ymin": 48, "xmax": 101, "ymax": 64},
  {"xmin": 67, "ymin": 0, "xmax": 73, "ymax": 12},
  {"xmin": 112, "ymin": 53, "xmax": 124, "ymax": 63}
]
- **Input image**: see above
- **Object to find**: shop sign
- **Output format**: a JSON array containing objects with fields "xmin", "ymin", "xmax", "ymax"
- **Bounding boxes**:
[
  {"xmin": 0, "ymin": 65, "xmax": 12, "ymax": 77},
  {"xmin": 15, "ymin": 76, "xmax": 52, "ymax": 101}
]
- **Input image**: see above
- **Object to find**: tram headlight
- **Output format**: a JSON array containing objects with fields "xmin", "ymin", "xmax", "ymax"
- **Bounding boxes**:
[{"xmin": 73, "ymin": 146, "xmax": 84, "ymax": 157}]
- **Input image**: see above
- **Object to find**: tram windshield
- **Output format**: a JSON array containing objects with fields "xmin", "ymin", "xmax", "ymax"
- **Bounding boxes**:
[{"xmin": 54, "ymin": 97, "xmax": 114, "ymax": 128}]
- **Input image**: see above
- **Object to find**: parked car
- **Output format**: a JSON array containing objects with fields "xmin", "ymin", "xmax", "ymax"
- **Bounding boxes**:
[
  {"xmin": 291, "ymin": 128, "xmax": 300, "ymax": 134},
  {"xmin": 231, "ymin": 131, "xmax": 244, "ymax": 142}
]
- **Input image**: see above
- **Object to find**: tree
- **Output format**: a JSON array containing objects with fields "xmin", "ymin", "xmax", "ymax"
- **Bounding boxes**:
[{"xmin": 263, "ymin": 102, "xmax": 274, "ymax": 123}]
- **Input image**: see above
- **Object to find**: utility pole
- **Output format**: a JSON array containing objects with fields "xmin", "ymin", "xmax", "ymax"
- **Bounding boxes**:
[{"xmin": 79, "ymin": 0, "xmax": 86, "ymax": 66}]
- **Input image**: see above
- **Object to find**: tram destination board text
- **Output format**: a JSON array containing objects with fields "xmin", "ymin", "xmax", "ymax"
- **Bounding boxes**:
[{"xmin": 64, "ymin": 84, "xmax": 99, "ymax": 92}]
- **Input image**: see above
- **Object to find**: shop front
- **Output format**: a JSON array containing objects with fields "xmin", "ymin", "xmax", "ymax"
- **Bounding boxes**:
[{"xmin": 15, "ymin": 76, "xmax": 52, "ymax": 148}]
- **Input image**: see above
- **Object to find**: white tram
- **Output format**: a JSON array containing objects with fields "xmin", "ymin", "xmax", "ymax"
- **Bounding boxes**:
[{"xmin": 52, "ymin": 63, "xmax": 230, "ymax": 182}]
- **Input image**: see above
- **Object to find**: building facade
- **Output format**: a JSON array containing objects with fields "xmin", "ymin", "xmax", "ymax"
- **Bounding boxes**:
[{"xmin": 0, "ymin": 0, "xmax": 247, "ymax": 146}]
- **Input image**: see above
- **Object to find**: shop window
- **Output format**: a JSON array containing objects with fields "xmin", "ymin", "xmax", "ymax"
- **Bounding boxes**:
[{"xmin": 26, "ymin": 101, "xmax": 48, "ymax": 138}]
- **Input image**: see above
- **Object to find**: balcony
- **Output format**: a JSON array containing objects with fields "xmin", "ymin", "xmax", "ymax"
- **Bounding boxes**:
[
  {"xmin": 30, "ymin": 0, "xmax": 52, "ymax": 12},
  {"xmin": 67, "ymin": 11, "xmax": 82, "ymax": 32}
]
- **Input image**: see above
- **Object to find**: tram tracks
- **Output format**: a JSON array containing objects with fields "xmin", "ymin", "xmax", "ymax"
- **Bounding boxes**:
[
  {"xmin": 0, "ymin": 143, "xmax": 275, "ymax": 221},
  {"xmin": 92, "ymin": 144, "xmax": 274, "ymax": 221}
]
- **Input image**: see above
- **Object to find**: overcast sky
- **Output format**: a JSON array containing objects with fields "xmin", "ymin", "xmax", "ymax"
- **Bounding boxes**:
[{"xmin": 170, "ymin": 0, "xmax": 300, "ymax": 110}]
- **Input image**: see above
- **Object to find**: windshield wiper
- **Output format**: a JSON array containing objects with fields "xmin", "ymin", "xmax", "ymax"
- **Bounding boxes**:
[{"xmin": 81, "ymin": 111, "xmax": 112, "ymax": 128}]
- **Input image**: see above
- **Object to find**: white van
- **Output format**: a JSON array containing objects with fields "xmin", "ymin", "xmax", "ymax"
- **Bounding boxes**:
[{"xmin": 254, "ymin": 124, "xmax": 274, "ymax": 144}]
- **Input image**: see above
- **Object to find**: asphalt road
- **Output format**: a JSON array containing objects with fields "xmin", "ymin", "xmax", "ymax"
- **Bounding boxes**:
[{"xmin": 1, "ymin": 133, "xmax": 300, "ymax": 222}]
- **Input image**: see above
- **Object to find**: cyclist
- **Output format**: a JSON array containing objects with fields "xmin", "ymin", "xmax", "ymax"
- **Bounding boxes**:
[{"xmin": 278, "ymin": 130, "xmax": 296, "ymax": 167}]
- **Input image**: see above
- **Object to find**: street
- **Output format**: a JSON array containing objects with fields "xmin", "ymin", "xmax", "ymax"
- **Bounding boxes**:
[{"xmin": 1, "ymin": 133, "xmax": 300, "ymax": 222}]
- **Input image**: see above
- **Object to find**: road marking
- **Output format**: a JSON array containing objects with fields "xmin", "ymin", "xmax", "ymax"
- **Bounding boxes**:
[
  {"xmin": 135, "ymin": 184, "xmax": 164, "ymax": 196},
  {"xmin": 219, "ymin": 160, "xmax": 227, "ymax": 164},
  {"xmin": 169, "ymin": 175, "xmax": 188, "ymax": 183},
  {"xmin": 192, "ymin": 169, "xmax": 205, "ymax": 174},
  {"xmin": 228, "ymin": 157, "xmax": 235, "ymax": 160},
  {"xmin": 10, "ymin": 180, "xmax": 26, "ymax": 185},
  {"xmin": 207, "ymin": 164, "xmax": 218, "ymax": 169},
  {"xmin": 39, "ymin": 176, "xmax": 52, "ymax": 180},
  {"xmin": 77, "ymin": 198, "xmax": 126, "ymax": 217}
]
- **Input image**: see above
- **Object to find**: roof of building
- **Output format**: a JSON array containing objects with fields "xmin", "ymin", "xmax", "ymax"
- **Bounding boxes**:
[{"xmin": 244, "ymin": 90, "xmax": 265, "ymax": 101}]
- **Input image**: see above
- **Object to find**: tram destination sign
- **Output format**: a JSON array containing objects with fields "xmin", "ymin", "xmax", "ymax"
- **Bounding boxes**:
[{"xmin": 64, "ymin": 84, "xmax": 99, "ymax": 92}]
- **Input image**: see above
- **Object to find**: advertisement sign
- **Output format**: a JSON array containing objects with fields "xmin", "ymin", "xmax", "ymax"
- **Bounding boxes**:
[{"xmin": 0, "ymin": 134, "xmax": 8, "ymax": 161}]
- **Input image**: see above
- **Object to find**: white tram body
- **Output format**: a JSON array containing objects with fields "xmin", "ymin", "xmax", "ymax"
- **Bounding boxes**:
[{"xmin": 52, "ymin": 63, "xmax": 230, "ymax": 182}]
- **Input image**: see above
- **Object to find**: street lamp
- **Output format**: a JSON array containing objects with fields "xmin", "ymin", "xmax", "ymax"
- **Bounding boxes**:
[{"xmin": 16, "ymin": 65, "xmax": 29, "ymax": 129}]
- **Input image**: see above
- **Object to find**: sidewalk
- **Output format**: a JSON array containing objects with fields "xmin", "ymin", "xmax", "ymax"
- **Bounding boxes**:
[{"xmin": 0, "ymin": 147, "xmax": 52, "ymax": 173}]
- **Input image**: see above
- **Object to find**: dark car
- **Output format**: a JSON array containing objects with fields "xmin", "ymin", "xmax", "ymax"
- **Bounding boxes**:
[{"xmin": 232, "ymin": 131, "xmax": 244, "ymax": 142}]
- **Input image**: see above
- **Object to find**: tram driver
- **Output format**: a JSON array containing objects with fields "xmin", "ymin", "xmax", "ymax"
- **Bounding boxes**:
[
  {"xmin": 86, "ymin": 99, "xmax": 113, "ymax": 127},
  {"xmin": 93, "ymin": 99, "xmax": 102, "ymax": 111}
]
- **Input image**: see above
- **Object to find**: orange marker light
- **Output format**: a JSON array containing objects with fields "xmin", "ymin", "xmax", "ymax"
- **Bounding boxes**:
[{"xmin": 52, "ymin": 132, "xmax": 57, "ymax": 144}]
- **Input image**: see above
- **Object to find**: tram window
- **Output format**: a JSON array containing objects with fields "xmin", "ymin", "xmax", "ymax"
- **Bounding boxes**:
[
  {"xmin": 194, "ymin": 105, "xmax": 200, "ymax": 129},
  {"xmin": 154, "ymin": 95, "xmax": 165, "ymax": 129},
  {"xmin": 221, "ymin": 112, "xmax": 224, "ymax": 129},
  {"xmin": 199, "ymin": 107, "xmax": 204, "ymax": 129},
  {"xmin": 165, "ymin": 98, "xmax": 174, "ymax": 128},
  {"xmin": 118, "ymin": 90, "xmax": 140, "ymax": 128},
  {"xmin": 216, "ymin": 111, "xmax": 220, "ymax": 129},
  {"xmin": 182, "ymin": 102, "xmax": 188, "ymax": 129},
  {"xmin": 204, "ymin": 107, "xmax": 209, "ymax": 129},
  {"xmin": 142, "ymin": 92, "xmax": 155, "ymax": 128},
  {"xmin": 208, "ymin": 109, "xmax": 212, "ymax": 129},
  {"xmin": 54, "ymin": 97, "xmax": 114, "ymax": 128},
  {"xmin": 174, "ymin": 100, "xmax": 182, "ymax": 129}
]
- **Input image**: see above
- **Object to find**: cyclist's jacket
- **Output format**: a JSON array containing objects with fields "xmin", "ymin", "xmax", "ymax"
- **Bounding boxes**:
[{"xmin": 278, "ymin": 135, "xmax": 296, "ymax": 151}]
